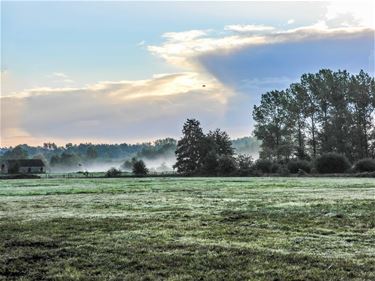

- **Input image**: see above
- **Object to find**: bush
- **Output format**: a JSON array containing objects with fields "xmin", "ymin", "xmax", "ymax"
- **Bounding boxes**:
[
  {"xmin": 254, "ymin": 159, "xmax": 273, "ymax": 173},
  {"xmin": 315, "ymin": 153, "xmax": 351, "ymax": 174},
  {"xmin": 236, "ymin": 154, "xmax": 253, "ymax": 176},
  {"xmin": 287, "ymin": 160, "xmax": 311, "ymax": 174},
  {"xmin": 132, "ymin": 160, "xmax": 148, "ymax": 176},
  {"xmin": 106, "ymin": 167, "xmax": 121, "ymax": 177},
  {"xmin": 353, "ymin": 158, "xmax": 375, "ymax": 172},
  {"xmin": 217, "ymin": 155, "xmax": 237, "ymax": 176},
  {"xmin": 271, "ymin": 163, "xmax": 281, "ymax": 173},
  {"xmin": 278, "ymin": 165, "xmax": 290, "ymax": 176}
]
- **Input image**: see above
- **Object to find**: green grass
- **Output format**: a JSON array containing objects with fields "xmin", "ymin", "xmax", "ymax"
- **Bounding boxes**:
[{"xmin": 1, "ymin": 177, "xmax": 374, "ymax": 280}]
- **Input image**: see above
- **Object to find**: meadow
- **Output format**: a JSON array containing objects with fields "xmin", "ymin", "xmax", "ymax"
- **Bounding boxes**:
[{"xmin": 0, "ymin": 177, "xmax": 374, "ymax": 280}]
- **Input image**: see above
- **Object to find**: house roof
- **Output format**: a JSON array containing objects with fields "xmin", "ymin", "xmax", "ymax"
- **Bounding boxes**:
[{"xmin": 4, "ymin": 159, "xmax": 45, "ymax": 167}]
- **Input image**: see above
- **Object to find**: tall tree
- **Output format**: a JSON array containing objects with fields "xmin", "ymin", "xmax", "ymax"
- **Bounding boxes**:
[
  {"xmin": 288, "ymin": 83, "xmax": 309, "ymax": 159},
  {"xmin": 348, "ymin": 70, "xmax": 375, "ymax": 159},
  {"xmin": 252, "ymin": 69, "xmax": 375, "ymax": 162},
  {"xmin": 300, "ymin": 74, "xmax": 319, "ymax": 158},
  {"xmin": 253, "ymin": 90, "xmax": 294, "ymax": 161},
  {"xmin": 174, "ymin": 119, "xmax": 205, "ymax": 174}
]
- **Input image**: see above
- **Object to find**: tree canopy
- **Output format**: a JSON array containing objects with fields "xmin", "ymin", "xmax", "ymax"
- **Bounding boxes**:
[{"xmin": 253, "ymin": 69, "xmax": 375, "ymax": 162}]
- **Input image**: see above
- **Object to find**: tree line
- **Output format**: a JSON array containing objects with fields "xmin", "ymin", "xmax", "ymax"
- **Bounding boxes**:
[
  {"xmin": 0, "ymin": 136, "xmax": 258, "ymax": 172},
  {"xmin": 253, "ymin": 69, "xmax": 375, "ymax": 162}
]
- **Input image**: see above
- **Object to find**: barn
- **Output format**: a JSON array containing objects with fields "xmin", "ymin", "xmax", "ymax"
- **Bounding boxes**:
[{"xmin": 0, "ymin": 159, "xmax": 46, "ymax": 174}]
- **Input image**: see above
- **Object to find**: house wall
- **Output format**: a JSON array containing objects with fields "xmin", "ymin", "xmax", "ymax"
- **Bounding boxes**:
[
  {"xmin": 19, "ymin": 166, "xmax": 45, "ymax": 174},
  {"xmin": 0, "ymin": 163, "xmax": 8, "ymax": 174}
]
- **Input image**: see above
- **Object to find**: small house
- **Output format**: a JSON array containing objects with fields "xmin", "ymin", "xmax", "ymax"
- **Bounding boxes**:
[{"xmin": 0, "ymin": 159, "xmax": 46, "ymax": 174}]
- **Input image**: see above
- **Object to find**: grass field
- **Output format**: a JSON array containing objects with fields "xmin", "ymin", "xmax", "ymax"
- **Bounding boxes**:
[{"xmin": 1, "ymin": 177, "xmax": 374, "ymax": 280}]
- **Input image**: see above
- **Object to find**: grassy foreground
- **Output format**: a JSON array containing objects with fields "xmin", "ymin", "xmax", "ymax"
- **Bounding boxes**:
[{"xmin": 0, "ymin": 177, "xmax": 374, "ymax": 281}]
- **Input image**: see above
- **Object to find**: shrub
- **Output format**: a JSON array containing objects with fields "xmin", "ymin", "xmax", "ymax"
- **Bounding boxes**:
[
  {"xmin": 217, "ymin": 155, "xmax": 237, "ymax": 176},
  {"xmin": 132, "ymin": 160, "xmax": 148, "ymax": 176},
  {"xmin": 236, "ymin": 154, "xmax": 253, "ymax": 176},
  {"xmin": 315, "ymin": 153, "xmax": 351, "ymax": 174},
  {"xmin": 106, "ymin": 167, "xmax": 121, "ymax": 177},
  {"xmin": 254, "ymin": 159, "xmax": 273, "ymax": 173},
  {"xmin": 271, "ymin": 163, "xmax": 280, "ymax": 173},
  {"xmin": 353, "ymin": 158, "xmax": 375, "ymax": 172},
  {"xmin": 278, "ymin": 165, "xmax": 290, "ymax": 176},
  {"xmin": 287, "ymin": 160, "xmax": 311, "ymax": 174}
]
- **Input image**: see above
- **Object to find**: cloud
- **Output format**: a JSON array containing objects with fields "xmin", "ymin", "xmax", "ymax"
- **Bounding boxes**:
[
  {"xmin": 1, "ymin": 72, "xmax": 233, "ymax": 146},
  {"xmin": 148, "ymin": 23, "xmax": 373, "ymax": 71},
  {"xmin": 225, "ymin": 24, "xmax": 275, "ymax": 33},
  {"xmin": 163, "ymin": 30, "xmax": 208, "ymax": 41},
  {"xmin": 2, "ymin": 2, "xmax": 374, "ymax": 146},
  {"xmin": 325, "ymin": 1, "xmax": 375, "ymax": 28},
  {"xmin": 48, "ymin": 72, "xmax": 74, "ymax": 84},
  {"xmin": 52, "ymin": 72, "xmax": 68, "ymax": 78}
]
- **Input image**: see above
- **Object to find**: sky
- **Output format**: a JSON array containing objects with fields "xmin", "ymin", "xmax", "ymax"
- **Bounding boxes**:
[{"xmin": 1, "ymin": 1, "xmax": 374, "ymax": 147}]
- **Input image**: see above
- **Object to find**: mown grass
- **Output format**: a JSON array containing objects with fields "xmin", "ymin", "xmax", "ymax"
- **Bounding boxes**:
[{"xmin": 0, "ymin": 177, "xmax": 374, "ymax": 280}]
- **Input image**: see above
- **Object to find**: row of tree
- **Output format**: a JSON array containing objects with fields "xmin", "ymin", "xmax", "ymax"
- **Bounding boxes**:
[
  {"xmin": 253, "ymin": 69, "xmax": 375, "ymax": 162},
  {"xmin": 1, "ymin": 137, "xmax": 259, "ymax": 172}
]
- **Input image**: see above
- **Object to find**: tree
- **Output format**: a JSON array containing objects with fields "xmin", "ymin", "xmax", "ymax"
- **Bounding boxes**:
[
  {"xmin": 86, "ymin": 146, "xmax": 98, "ymax": 159},
  {"xmin": 174, "ymin": 119, "xmax": 205, "ymax": 174},
  {"xmin": 236, "ymin": 154, "xmax": 253, "ymax": 176},
  {"xmin": 253, "ymin": 90, "xmax": 294, "ymax": 161},
  {"xmin": 288, "ymin": 83, "xmax": 309, "ymax": 159},
  {"xmin": 132, "ymin": 160, "xmax": 148, "ymax": 176},
  {"xmin": 121, "ymin": 157, "xmax": 137, "ymax": 171},
  {"xmin": 207, "ymin": 129, "xmax": 234, "ymax": 156},
  {"xmin": 2, "ymin": 145, "xmax": 28, "ymax": 159},
  {"xmin": 253, "ymin": 69, "xmax": 375, "ymax": 163},
  {"xmin": 106, "ymin": 168, "xmax": 121, "ymax": 177},
  {"xmin": 200, "ymin": 129, "xmax": 236, "ymax": 175},
  {"xmin": 348, "ymin": 70, "xmax": 375, "ymax": 159},
  {"xmin": 43, "ymin": 142, "xmax": 57, "ymax": 150},
  {"xmin": 217, "ymin": 155, "xmax": 237, "ymax": 176},
  {"xmin": 300, "ymin": 74, "xmax": 319, "ymax": 158}
]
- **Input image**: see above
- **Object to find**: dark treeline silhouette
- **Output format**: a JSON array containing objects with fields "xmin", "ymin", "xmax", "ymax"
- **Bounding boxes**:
[
  {"xmin": 0, "ymin": 137, "xmax": 258, "ymax": 171},
  {"xmin": 253, "ymin": 69, "xmax": 375, "ymax": 162},
  {"xmin": 0, "ymin": 140, "xmax": 176, "ymax": 169}
]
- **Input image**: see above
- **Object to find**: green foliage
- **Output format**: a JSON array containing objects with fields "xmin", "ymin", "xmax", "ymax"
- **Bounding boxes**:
[
  {"xmin": 86, "ymin": 146, "xmax": 98, "ymax": 159},
  {"xmin": 278, "ymin": 165, "xmax": 290, "ymax": 176},
  {"xmin": 2, "ymin": 145, "xmax": 28, "ymax": 159},
  {"xmin": 253, "ymin": 90, "xmax": 293, "ymax": 161},
  {"xmin": 137, "ymin": 138, "xmax": 176, "ymax": 159},
  {"xmin": 217, "ymin": 155, "xmax": 237, "ymax": 176},
  {"xmin": 287, "ymin": 160, "xmax": 311, "ymax": 174},
  {"xmin": 105, "ymin": 167, "xmax": 121, "ymax": 177},
  {"xmin": 49, "ymin": 152, "xmax": 81, "ymax": 168},
  {"xmin": 315, "ymin": 153, "xmax": 351, "ymax": 174},
  {"xmin": 353, "ymin": 158, "xmax": 375, "ymax": 172},
  {"xmin": 253, "ymin": 69, "xmax": 375, "ymax": 162},
  {"xmin": 254, "ymin": 159, "xmax": 273, "ymax": 173},
  {"xmin": 132, "ymin": 160, "xmax": 148, "ymax": 176},
  {"xmin": 174, "ymin": 120, "xmax": 235, "ymax": 176},
  {"xmin": 121, "ymin": 157, "xmax": 137, "ymax": 171},
  {"xmin": 1, "ymin": 139, "xmax": 180, "ymax": 167},
  {"xmin": 174, "ymin": 119, "xmax": 205, "ymax": 175},
  {"xmin": 236, "ymin": 154, "xmax": 253, "ymax": 176}
]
